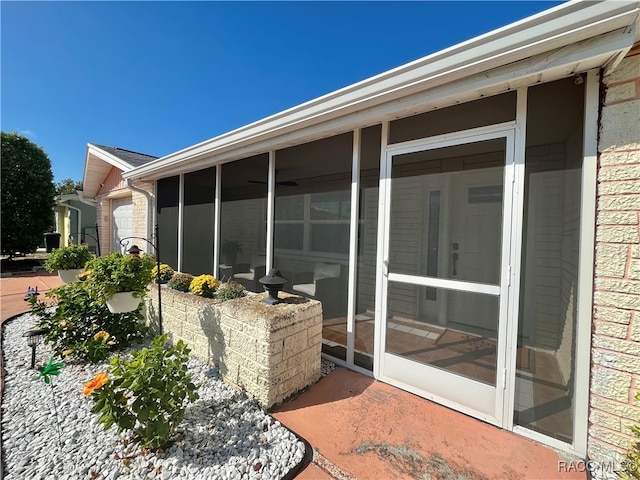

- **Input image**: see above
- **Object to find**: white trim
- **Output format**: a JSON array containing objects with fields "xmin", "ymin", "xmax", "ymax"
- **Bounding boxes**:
[
  {"xmin": 86, "ymin": 143, "xmax": 135, "ymax": 174},
  {"xmin": 513, "ymin": 426, "xmax": 584, "ymax": 458},
  {"xmin": 177, "ymin": 174, "xmax": 184, "ymax": 272},
  {"xmin": 373, "ymin": 121, "xmax": 389, "ymax": 379},
  {"xmin": 347, "ymin": 129, "xmax": 361, "ymax": 365},
  {"xmin": 502, "ymin": 87, "xmax": 528, "ymax": 430},
  {"xmin": 379, "ymin": 127, "xmax": 516, "ymax": 425},
  {"xmin": 123, "ymin": 3, "xmax": 637, "ymax": 181},
  {"xmin": 266, "ymin": 151, "xmax": 275, "ymax": 272},
  {"xmin": 573, "ymin": 68, "xmax": 600, "ymax": 457},
  {"xmin": 386, "ymin": 122, "xmax": 517, "ymax": 154},
  {"xmin": 388, "ymin": 273, "xmax": 501, "ymax": 296},
  {"xmin": 213, "ymin": 165, "xmax": 221, "ymax": 274}
]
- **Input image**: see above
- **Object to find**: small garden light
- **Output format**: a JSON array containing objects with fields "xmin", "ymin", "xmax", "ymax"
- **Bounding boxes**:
[
  {"xmin": 127, "ymin": 244, "xmax": 142, "ymax": 257},
  {"xmin": 23, "ymin": 286, "xmax": 40, "ymax": 302},
  {"xmin": 259, "ymin": 268, "xmax": 288, "ymax": 305},
  {"xmin": 22, "ymin": 327, "xmax": 48, "ymax": 369}
]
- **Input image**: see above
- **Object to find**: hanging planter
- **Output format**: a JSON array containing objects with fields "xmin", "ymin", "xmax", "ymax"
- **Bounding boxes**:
[
  {"xmin": 44, "ymin": 244, "xmax": 94, "ymax": 283},
  {"xmin": 84, "ymin": 252, "xmax": 155, "ymax": 313},
  {"xmin": 105, "ymin": 291, "xmax": 141, "ymax": 313},
  {"xmin": 57, "ymin": 268, "xmax": 84, "ymax": 284}
]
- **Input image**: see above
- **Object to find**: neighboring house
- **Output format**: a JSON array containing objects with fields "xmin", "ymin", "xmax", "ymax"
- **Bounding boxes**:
[
  {"xmin": 53, "ymin": 192, "xmax": 98, "ymax": 253},
  {"xmin": 120, "ymin": 0, "xmax": 640, "ymax": 465},
  {"xmin": 82, "ymin": 144, "xmax": 157, "ymax": 255}
]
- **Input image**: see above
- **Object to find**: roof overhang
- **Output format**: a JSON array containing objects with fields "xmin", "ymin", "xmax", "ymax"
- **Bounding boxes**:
[
  {"xmin": 83, "ymin": 143, "xmax": 135, "ymax": 198},
  {"xmin": 124, "ymin": 0, "xmax": 640, "ymax": 182}
]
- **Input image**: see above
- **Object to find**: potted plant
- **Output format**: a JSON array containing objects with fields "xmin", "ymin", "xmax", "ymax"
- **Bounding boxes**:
[
  {"xmin": 221, "ymin": 240, "xmax": 242, "ymax": 266},
  {"xmin": 44, "ymin": 244, "xmax": 94, "ymax": 283},
  {"xmin": 84, "ymin": 252, "xmax": 155, "ymax": 313}
]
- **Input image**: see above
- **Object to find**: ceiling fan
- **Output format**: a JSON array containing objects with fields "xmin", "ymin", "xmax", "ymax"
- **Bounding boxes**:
[
  {"xmin": 247, "ymin": 170, "xmax": 298, "ymax": 187},
  {"xmin": 247, "ymin": 179, "xmax": 298, "ymax": 187}
]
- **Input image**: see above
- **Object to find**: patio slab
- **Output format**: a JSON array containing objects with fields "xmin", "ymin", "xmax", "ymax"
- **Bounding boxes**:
[{"xmin": 273, "ymin": 367, "xmax": 587, "ymax": 480}]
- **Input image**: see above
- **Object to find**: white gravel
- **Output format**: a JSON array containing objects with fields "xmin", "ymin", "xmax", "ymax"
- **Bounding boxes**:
[{"xmin": 1, "ymin": 312, "xmax": 321, "ymax": 480}]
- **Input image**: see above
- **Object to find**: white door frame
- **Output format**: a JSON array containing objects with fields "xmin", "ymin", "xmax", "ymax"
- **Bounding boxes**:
[{"xmin": 375, "ymin": 122, "xmax": 517, "ymax": 426}]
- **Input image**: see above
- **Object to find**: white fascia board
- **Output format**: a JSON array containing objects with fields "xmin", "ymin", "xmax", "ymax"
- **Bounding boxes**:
[
  {"xmin": 86, "ymin": 143, "xmax": 135, "ymax": 172},
  {"xmin": 124, "ymin": 0, "xmax": 639, "ymax": 181}
]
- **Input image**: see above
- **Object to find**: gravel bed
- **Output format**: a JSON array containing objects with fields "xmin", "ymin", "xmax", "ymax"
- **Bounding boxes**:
[{"xmin": 1, "ymin": 312, "xmax": 331, "ymax": 480}]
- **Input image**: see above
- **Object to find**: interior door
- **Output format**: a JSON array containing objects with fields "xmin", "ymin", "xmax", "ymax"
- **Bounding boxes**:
[{"xmin": 379, "ymin": 128, "xmax": 515, "ymax": 425}]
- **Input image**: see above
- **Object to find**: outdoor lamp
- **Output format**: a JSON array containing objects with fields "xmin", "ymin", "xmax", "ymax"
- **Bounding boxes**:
[
  {"xmin": 24, "ymin": 286, "xmax": 40, "ymax": 302},
  {"xmin": 259, "ymin": 268, "xmax": 288, "ymax": 305},
  {"xmin": 22, "ymin": 328, "xmax": 48, "ymax": 369},
  {"xmin": 128, "ymin": 245, "xmax": 142, "ymax": 257}
]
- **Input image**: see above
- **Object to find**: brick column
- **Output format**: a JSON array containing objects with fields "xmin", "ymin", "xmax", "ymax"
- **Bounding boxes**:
[{"xmin": 589, "ymin": 52, "xmax": 640, "ymax": 462}]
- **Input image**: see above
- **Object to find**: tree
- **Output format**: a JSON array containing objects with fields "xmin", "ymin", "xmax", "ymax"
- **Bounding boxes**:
[
  {"xmin": 55, "ymin": 178, "xmax": 83, "ymax": 195},
  {"xmin": 1, "ymin": 132, "xmax": 56, "ymax": 256}
]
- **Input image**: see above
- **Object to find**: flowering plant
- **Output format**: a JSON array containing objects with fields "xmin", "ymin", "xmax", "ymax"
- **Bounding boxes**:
[
  {"xmin": 87, "ymin": 334, "xmax": 198, "ymax": 449},
  {"xmin": 151, "ymin": 263, "xmax": 174, "ymax": 283},
  {"xmin": 83, "ymin": 371, "xmax": 109, "ymax": 396},
  {"xmin": 68, "ymin": 330, "xmax": 116, "ymax": 363},
  {"xmin": 189, "ymin": 274, "xmax": 220, "ymax": 298},
  {"xmin": 216, "ymin": 280, "xmax": 246, "ymax": 301},
  {"xmin": 167, "ymin": 272, "xmax": 194, "ymax": 292},
  {"xmin": 30, "ymin": 282, "xmax": 147, "ymax": 364}
]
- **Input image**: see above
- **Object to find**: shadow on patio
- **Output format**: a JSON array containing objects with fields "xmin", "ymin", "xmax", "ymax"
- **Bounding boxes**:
[{"xmin": 272, "ymin": 367, "xmax": 586, "ymax": 480}]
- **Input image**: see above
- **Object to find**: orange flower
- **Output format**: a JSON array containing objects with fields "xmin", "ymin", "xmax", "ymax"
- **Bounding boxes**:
[{"xmin": 83, "ymin": 372, "xmax": 109, "ymax": 396}]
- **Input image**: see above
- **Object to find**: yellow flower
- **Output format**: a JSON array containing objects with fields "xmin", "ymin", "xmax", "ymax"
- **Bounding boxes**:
[
  {"xmin": 107, "ymin": 340, "xmax": 116, "ymax": 346},
  {"xmin": 83, "ymin": 372, "xmax": 109, "ymax": 396},
  {"xmin": 93, "ymin": 331, "xmax": 110, "ymax": 341},
  {"xmin": 62, "ymin": 349, "xmax": 73, "ymax": 356}
]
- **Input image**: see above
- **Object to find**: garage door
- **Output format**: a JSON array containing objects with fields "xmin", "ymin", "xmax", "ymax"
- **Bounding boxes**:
[{"xmin": 111, "ymin": 197, "xmax": 133, "ymax": 253}]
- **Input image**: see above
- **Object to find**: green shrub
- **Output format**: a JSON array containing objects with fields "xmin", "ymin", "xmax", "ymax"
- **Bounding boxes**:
[
  {"xmin": 621, "ymin": 391, "xmax": 640, "ymax": 479},
  {"xmin": 189, "ymin": 274, "xmax": 220, "ymax": 298},
  {"xmin": 216, "ymin": 281, "xmax": 246, "ymax": 302},
  {"xmin": 45, "ymin": 244, "xmax": 94, "ymax": 272},
  {"xmin": 86, "ymin": 334, "xmax": 199, "ymax": 450},
  {"xmin": 85, "ymin": 252, "xmax": 155, "ymax": 300},
  {"xmin": 152, "ymin": 263, "xmax": 174, "ymax": 283},
  {"xmin": 167, "ymin": 272, "xmax": 194, "ymax": 292},
  {"xmin": 29, "ymin": 282, "xmax": 147, "ymax": 363}
]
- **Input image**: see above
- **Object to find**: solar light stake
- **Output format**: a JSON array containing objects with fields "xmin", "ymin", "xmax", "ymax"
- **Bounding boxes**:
[{"xmin": 22, "ymin": 328, "xmax": 48, "ymax": 369}]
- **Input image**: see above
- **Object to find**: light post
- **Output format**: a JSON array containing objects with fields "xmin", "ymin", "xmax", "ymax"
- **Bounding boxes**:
[{"xmin": 119, "ymin": 224, "xmax": 162, "ymax": 334}]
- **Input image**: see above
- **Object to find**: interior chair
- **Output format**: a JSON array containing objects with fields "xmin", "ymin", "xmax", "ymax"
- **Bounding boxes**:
[
  {"xmin": 291, "ymin": 262, "xmax": 347, "ymax": 318},
  {"xmin": 233, "ymin": 253, "xmax": 267, "ymax": 293}
]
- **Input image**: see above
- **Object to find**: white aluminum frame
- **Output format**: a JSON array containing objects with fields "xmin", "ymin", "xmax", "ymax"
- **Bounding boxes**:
[{"xmin": 377, "ymin": 123, "xmax": 517, "ymax": 426}]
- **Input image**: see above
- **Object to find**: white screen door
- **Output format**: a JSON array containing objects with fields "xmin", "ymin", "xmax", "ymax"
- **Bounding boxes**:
[{"xmin": 378, "ymin": 127, "xmax": 515, "ymax": 425}]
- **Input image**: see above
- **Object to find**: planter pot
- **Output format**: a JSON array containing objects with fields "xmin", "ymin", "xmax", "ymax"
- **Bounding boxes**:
[
  {"xmin": 106, "ymin": 291, "xmax": 141, "ymax": 313},
  {"xmin": 58, "ymin": 269, "xmax": 84, "ymax": 283}
]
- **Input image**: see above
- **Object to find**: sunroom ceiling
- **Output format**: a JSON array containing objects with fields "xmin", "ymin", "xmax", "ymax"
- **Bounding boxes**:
[{"xmin": 124, "ymin": 0, "xmax": 639, "ymax": 182}]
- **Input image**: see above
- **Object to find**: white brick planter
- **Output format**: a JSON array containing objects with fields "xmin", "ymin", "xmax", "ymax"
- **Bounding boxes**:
[{"xmin": 145, "ymin": 285, "xmax": 323, "ymax": 410}]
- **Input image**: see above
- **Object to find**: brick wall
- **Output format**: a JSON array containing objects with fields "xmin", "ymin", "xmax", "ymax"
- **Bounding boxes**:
[
  {"xmin": 589, "ymin": 52, "xmax": 640, "ymax": 462},
  {"xmin": 145, "ymin": 286, "xmax": 323, "ymax": 410},
  {"xmin": 95, "ymin": 175, "xmax": 153, "ymax": 255}
]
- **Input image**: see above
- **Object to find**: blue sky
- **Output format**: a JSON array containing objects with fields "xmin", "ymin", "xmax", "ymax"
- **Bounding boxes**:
[{"xmin": 2, "ymin": 1, "xmax": 563, "ymax": 183}]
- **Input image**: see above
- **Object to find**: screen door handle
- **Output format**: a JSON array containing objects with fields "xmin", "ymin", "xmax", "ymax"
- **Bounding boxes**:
[{"xmin": 452, "ymin": 252, "xmax": 459, "ymax": 276}]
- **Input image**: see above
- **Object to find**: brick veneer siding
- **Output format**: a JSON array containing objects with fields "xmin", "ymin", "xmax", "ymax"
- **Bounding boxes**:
[
  {"xmin": 589, "ymin": 52, "xmax": 640, "ymax": 462},
  {"xmin": 145, "ymin": 286, "xmax": 323, "ymax": 410}
]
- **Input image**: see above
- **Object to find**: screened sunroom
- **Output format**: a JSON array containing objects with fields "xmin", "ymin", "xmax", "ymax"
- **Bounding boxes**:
[{"xmin": 123, "ymin": 0, "xmax": 639, "ymax": 458}]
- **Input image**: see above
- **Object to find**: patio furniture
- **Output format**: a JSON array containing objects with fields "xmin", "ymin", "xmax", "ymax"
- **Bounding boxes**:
[
  {"xmin": 232, "ymin": 253, "xmax": 267, "ymax": 292},
  {"xmin": 291, "ymin": 262, "xmax": 347, "ymax": 318}
]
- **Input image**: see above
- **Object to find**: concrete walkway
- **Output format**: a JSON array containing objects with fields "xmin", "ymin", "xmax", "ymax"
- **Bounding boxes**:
[{"xmin": 0, "ymin": 273, "xmax": 587, "ymax": 480}]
